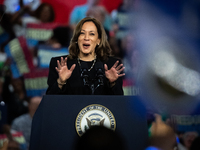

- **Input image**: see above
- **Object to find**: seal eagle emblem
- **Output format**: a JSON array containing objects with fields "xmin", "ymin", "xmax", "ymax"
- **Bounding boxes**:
[{"xmin": 75, "ymin": 104, "xmax": 116, "ymax": 136}]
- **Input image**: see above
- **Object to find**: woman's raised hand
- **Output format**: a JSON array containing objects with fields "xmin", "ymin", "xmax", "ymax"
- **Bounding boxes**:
[
  {"xmin": 55, "ymin": 57, "xmax": 76, "ymax": 83},
  {"xmin": 104, "ymin": 61, "xmax": 125, "ymax": 83}
]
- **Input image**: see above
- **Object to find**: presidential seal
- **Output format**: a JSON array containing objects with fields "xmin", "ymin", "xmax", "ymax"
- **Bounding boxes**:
[{"xmin": 75, "ymin": 104, "xmax": 116, "ymax": 136}]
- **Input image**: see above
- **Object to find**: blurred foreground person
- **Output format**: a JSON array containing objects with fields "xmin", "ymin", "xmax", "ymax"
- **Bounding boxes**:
[
  {"xmin": 11, "ymin": 96, "xmax": 42, "ymax": 149},
  {"xmin": 74, "ymin": 126, "xmax": 126, "ymax": 150},
  {"xmin": 146, "ymin": 114, "xmax": 177, "ymax": 150}
]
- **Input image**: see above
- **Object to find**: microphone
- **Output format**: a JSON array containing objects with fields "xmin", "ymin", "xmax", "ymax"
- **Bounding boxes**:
[
  {"xmin": 95, "ymin": 61, "xmax": 104, "ymax": 86},
  {"xmin": 80, "ymin": 62, "xmax": 89, "ymax": 86}
]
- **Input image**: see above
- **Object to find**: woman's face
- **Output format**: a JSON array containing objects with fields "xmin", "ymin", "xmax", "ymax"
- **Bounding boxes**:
[{"xmin": 78, "ymin": 21, "xmax": 100, "ymax": 57}]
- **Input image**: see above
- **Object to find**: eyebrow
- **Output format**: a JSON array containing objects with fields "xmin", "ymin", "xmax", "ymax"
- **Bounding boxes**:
[{"xmin": 81, "ymin": 30, "xmax": 95, "ymax": 32}]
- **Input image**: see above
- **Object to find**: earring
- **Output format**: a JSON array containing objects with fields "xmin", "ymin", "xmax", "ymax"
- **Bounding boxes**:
[{"xmin": 76, "ymin": 42, "xmax": 77, "ymax": 43}]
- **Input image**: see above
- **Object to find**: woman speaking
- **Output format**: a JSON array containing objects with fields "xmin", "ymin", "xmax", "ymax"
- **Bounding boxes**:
[{"xmin": 46, "ymin": 17, "xmax": 125, "ymax": 95}]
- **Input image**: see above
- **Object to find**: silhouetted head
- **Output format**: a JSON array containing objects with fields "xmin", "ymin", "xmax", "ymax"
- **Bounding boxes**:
[
  {"xmin": 74, "ymin": 126, "xmax": 126, "ymax": 150},
  {"xmin": 190, "ymin": 136, "xmax": 200, "ymax": 150},
  {"xmin": 49, "ymin": 26, "xmax": 73, "ymax": 47}
]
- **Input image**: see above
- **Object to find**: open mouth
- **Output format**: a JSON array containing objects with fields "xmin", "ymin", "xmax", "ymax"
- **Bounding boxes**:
[{"xmin": 83, "ymin": 44, "xmax": 90, "ymax": 49}]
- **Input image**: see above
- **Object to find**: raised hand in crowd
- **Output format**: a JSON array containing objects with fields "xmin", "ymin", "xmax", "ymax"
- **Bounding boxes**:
[{"xmin": 148, "ymin": 114, "xmax": 177, "ymax": 150}]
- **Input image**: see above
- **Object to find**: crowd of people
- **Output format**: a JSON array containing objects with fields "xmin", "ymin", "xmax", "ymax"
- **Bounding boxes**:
[
  {"xmin": 0, "ymin": 0, "xmax": 199, "ymax": 150},
  {"xmin": 0, "ymin": 0, "xmax": 137, "ymax": 149}
]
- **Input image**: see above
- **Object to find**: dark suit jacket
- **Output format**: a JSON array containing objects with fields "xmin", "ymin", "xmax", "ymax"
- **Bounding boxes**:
[{"xmin": 46, "ymin": 55, "xmax": 124, "ymax": 95}]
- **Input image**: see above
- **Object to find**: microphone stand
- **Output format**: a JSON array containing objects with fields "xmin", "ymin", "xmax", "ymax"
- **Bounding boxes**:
[
  {"xmin": 91, "ymin": 74, "xmax": 104, "ymax": 95},
  {"xmin": 90, "ymin": 84, "xmax": 95, "ymax": 95},
  {"xmin": 91, "ymin": 61, "xmax": 105, "ymax": 94}
]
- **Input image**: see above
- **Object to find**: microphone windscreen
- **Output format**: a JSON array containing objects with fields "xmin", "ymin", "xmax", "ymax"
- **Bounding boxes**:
[
  {"xmin": 95, "ymin": 61, "xmax": 104, "ymax": 70},
  {"xmin": 95, "ymin": 61, "xmax": 104, "ymax": 76}
]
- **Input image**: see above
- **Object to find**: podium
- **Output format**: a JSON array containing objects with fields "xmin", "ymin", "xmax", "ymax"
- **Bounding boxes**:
[{"xmin": 30, "ymin": 95, "xmax": 148, "ymax": 150}]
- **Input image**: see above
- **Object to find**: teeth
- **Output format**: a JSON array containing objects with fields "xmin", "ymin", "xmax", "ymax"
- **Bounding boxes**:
[{"xmin": 83, "ymin": 44, "xmax": 90, "ymax": 49}]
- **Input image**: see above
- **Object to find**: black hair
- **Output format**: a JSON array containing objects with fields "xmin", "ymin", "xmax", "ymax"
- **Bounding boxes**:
[
  {"xmin": 51, "ymin": 26, "xmax": 73, "ymax": 47},
  {"xmin": 74, "ymin": 126, "xmax": 126, "ymax": 150}
]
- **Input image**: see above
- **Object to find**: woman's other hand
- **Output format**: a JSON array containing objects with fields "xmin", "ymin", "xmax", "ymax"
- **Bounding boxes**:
[
  {"xmin": 55, "ymin": 57, "xmax": 76, "ymax": 84},
  {"xmin": 104, "ymin": 60, "xmax": 125, "ymax": 83}
]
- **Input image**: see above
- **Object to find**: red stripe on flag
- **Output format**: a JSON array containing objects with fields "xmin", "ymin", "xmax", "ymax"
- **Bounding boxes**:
[
  {"xmin": 123, "ymin": 79, "xmax": 135, "ymax": 87},
  {"xmin": 18, "ymin": 36, "xmax": 34, "ymax": 69},
  {"xmin": 26, "ymin": 22, "xmax": 61, "ymax": 29},
  {"xmin": 23, "ymin": 68, "xmax": 49, "ymax": 78}
]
